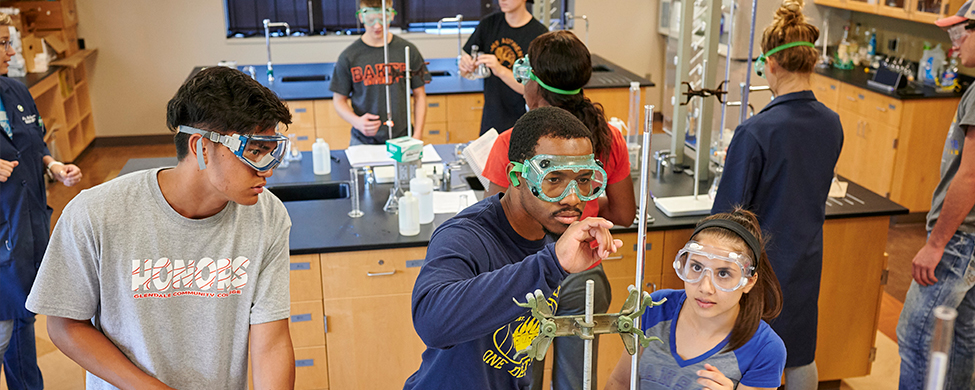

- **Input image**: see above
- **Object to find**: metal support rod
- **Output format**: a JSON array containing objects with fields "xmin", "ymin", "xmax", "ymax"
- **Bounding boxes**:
[
  {"xmin": 739, "ymin": 0, "xmax": 759, "ymax": 125},
  {"xmin": 263, "ymin": 19, "xmax": 290, "ymax": 83},
  {"xmin": 630, "ymin": 104, "xmax": 654, "ymax": 390},
  {"xmin": 564, "ymin": 13, "xmax": 589, "ymax": 47},
  {"xmin": 718, "ymin": 0, "xmax": 736, "ymax": 149},
  {"xmin": 437, "ymin": 15, "xmax": 464, "ymax": 64},
  {"xmin": 381, "ymin": 0, "xmax": 394, "ymax": 139},
  {"xmin": 307, "ymin": 0, "xmax": 314, "ymax": 34},
  {"xmin": 583, "ymin": 279, "xmax": 594, "ymax": 390},
  {"xmin": 406, "ymin": 46, "xmax": 412, "ymax": 138},
  {"xmin": 670, "ymin": 0, "xmax": 695, "ymax": 166}
]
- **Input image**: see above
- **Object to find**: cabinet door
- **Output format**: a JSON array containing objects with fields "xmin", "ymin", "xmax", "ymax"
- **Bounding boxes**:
[
  {"xmin": 813, "ymin": 0, "xmax": 847, "ymax": 8},
  {"xmin": 324, "ymin": 294, "xmax": 426, "ymax": 389},
  {"xmin": 290, "ymin": 300, "xmax": 327, "ymax": 348},
  {"xmin": 810, "ymin": 74, "xmax": 840, "ymax": 111},
  {"xmin": 291, "ymin": 254, "xmax": 323, "ymax": 303},
  {"xmin": 835, "ymin": 109, "xmax": 863, "ymax": 184},
  {"xmin": 911, "ymin": 0, "xmax": 958, "ymax": 24},
  {"xmin": 422, "ymin": 122, "xmax": 448, "ymax": 144},
  {"xmin": 286, "ymin": 101, "xmax": 318, "ymax": 151},
  {"xmin": 878, "ymin": 0, "xmax": 911, "ymax": 18},
  {"xmin": 295, "ymin": 346, "xmax": 330, "ymax": 390},
  {"xmin": 447, "ymin": 120, "xmax": 483, "ymax": 144},
  {"xmin": 857, "ymin": 120, "xmax": 899, "ymax": 197},
  {"xmin": 320, "ymin": 247, "xmax": 427, "ymax": 299},
  {"xmin": 425, "ymin": 95, "xmax": 447, "ymax": 123},
  {"xmin": 313, "ymin": 100, "xmax": 352, "ymax": 149},
  {"xmin": 446, "ymin": 93, "xmax": 484, "ymax": 126},
  {"xmin": 844, "ymin": 0, "xmax": 880, "ymax": 13},
  {"xmin": 586, "ymin": 87, "xmax": 644, "ymax": 133}
]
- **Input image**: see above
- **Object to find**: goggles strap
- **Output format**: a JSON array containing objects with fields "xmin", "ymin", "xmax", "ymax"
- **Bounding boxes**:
[
  {"xmin": 531, "ymin": 73, "xmax": 582, "ymax": 95},
  {"xmin": 691, "ymin": 219, "xmax": 761, "ymax": 273},
  {"xmin": 509, "ymin": 161, "xmax": 526, "ymax": 186},
  {"xmin": 760, "ymin": 41, "xmax": 815, "ymax": 62}
]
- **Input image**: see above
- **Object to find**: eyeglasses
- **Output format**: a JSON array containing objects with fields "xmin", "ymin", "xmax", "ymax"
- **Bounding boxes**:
[
  {"xmin": 673, "ymin": 241, "xmax": 755, "ymax": 292},
  {"xmin": 0, "ymin": 40, "xmax": 11, "ymax": 52},
  {"xmin": 946, "ymin": 22, "xmax": 974, "ymax": 48},
  {"xmin": 178, "ymin": 125, "xmax": 288, "ymax": 172}
]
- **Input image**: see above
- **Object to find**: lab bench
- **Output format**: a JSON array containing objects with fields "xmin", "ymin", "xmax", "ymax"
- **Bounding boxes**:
[
  {"xmin": 811, "ymin": 66, "xmax": 962, "ymax": 213},
  {"xmin": 188, "ymin": 54, "xmax": 655, "ymax": 151},
  {"xmin": 121, "ymin": 134, "xmax": 905, "ymax": 389}
]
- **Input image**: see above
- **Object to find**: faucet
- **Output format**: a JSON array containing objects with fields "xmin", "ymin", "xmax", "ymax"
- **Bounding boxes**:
[
  {"xmin": 563, "ymin": 13, "xmax": 589, "ymax": 47},
  {"xmin": 263, "ymin": 19, "xmax": 291, "ymax": 83},
  {"xmin": 437, "ymin": 15, "xmax": 464, "ymax": 68}
]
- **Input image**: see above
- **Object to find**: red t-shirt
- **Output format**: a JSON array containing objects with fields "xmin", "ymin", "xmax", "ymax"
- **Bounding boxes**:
[{"xmin": 482, "ymin": 123, "xmax": 631, "ymax": 219}]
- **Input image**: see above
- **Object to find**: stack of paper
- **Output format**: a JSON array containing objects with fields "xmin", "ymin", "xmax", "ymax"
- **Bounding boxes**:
[
  {"xmin": 345, "ymin": 144, "xmax": 443, "ymax": 167},
  {"xmin": 461, "ymin": 128, "xmax": 499, "ymax": 189}
]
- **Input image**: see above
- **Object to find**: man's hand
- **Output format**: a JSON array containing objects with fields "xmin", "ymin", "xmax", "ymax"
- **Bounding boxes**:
[
  {"xmin": 697, "ymin": 364, "xmax": 735, "ymax": 390},
  {"xmin": 458, "ymin": 52, "xmax": 475, "ymax": 74},
  {"xmin": 0, "ymin": 159, "xmax": 18, "ymax": 182},
  {"xmin": 356, "ymin": 113, "xmax": 382, "ymax": 137},
  {"xmin": 912, "ymin": 243, "xmax": 945, "ymax": 286},
  {"xmin": 51, "ymin": 163, "xmax": 82, "ymax": 187},
  {"xmin": 475, "ymin": 54, "xmax": 504, "ymax": 73},
  {"xmin": 554, "ymin": 217, "xmax": 622, "ymax": 273}
]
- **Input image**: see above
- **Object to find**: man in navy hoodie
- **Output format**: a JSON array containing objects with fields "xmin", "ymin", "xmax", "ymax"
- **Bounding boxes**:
[{"xmin": 405, "ymin": 106, "xmax": 623, "ymax": 389}]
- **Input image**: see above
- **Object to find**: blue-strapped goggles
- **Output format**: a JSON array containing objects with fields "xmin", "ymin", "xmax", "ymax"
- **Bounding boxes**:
[
  {"xmin": 673, "ymin": 241, "xmax": 756, "ymax": 292},
  {"xmin": 755, "ymin": 41, "xmax": 815, "ymax": 78},
  {"xmin": 356, "ymin": 7, "xmax": 397, "ymax": 27},
  {"xmin": 509, "ymin": 154, "xmax": 607, "ymax": 202},
  {"xmin": 512, "ymin": 56, "xmax": 581, "ymax": 95},
  {"xmin": 178, "ymin": 125, "xmax": 288, "ymax": 172}
]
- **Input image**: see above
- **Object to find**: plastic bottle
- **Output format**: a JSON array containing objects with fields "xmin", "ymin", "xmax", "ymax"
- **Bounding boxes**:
[
  {"xmin": 919, "ymin": 43, "xmax": 946, "ymax": 86},
  {"xmin": 940, "ymin": 48, "xmax": 960, "ymax": 92},
  {"xmin": 837, "ymin": 25, "xmax": 852, "ymax": 68},
  {"xmin": 868, "ymin": 28, "xmax": 877, "ymax": 56},
  {"xmin": 398, "ymin": 191, "xmax": 420, "ymax": 236},
  {"xmin": 410, "ymin": 175, "xmax": 434, "ymax": 224},
  {"xmin": 312, "ymin": 138, "xmax": 330, "ymax": 175}
]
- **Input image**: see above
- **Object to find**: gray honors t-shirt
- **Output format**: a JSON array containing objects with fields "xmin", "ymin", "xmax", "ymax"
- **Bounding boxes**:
[
  {"xmin": 927, "ymin": 85, "xmax": 975, "ymax": 233},
  {"xmin": 26, "ymin": 168, "xmax": 292, "ymax": 390}
]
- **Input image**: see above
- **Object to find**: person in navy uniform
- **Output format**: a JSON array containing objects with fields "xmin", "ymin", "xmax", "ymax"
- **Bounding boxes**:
[
  {"xmin": 0, "ymin": 13, "xmax": 82, "ymax": 390},
  {"xmin": 710, "ymin": 1, "xmax": 842, "ymax": 389}
]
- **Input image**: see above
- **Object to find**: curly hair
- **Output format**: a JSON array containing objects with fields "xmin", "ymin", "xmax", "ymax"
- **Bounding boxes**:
[{"xmin": 761, "ymin": 0, "xmax": 820, "ymax": 74}]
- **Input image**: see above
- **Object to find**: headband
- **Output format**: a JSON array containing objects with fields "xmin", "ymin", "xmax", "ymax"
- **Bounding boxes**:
[{"xmin": 691, "ymin": 218, "xmax": 762, "ymax": 264}]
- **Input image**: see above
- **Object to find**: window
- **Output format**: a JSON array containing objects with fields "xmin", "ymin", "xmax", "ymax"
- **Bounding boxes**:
[{"xmin": 225, "ymin": 0, "xmax": 496, "ymax": 38}]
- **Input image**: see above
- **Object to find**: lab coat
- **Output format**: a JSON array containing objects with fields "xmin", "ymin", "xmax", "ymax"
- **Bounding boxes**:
[
  {"xmin": 712, "ymin": 90, "xmax": 843, "ymax": 367},
  {"xmin": 0, "ymin": 76, "xmax": 53, "ymax": 320}
]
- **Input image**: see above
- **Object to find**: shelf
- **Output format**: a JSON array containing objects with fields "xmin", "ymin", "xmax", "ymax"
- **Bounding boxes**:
[{"xmin": 50, "ymin": 49, "xmax": 97, "ymax": 69}]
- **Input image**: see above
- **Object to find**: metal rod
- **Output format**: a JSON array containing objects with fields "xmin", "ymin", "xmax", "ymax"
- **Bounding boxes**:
[
  {"xmin": 307, "ymin": 0, "xmax": 314, "ymax": 34},
  {"xmin": 583, "ymin": 279, "xmax": 594, "ymax": 390},
  {"xmin": 739, "ymin": 0, "xmax": 758, "ymax": 125},
  {"xmin": 630, "ymin": 104, "xmax": 654, "ymax": 390},
  {"xmin": 381, "ymin": 0, "xmax": 394, "ymax": 139},
  {"xmin": 406, "ymin": 46, "xmax": 413, "ymax": 138},
  {"xmin": 718, "ymin": 0, "xmax": 736, "ymax": 149}
]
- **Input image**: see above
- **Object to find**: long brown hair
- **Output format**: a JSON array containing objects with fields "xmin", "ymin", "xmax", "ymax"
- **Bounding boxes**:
[
  {"xmin": 692, "ymin": 208, "xmax": 783, "ymax": 352},
  {"xmin": 761, "ymin": 0, "xmax": 820, "ymax": 74},
  {"xmin": 527, "ymin": 31, "xmax": 613, "ymax": 161}
]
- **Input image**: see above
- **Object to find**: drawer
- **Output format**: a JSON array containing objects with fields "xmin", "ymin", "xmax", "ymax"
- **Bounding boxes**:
[
  {"xmin": 291, "ymin": 254, "xmax": 323, "ymax": 303},
  {"xmin": 838, "ymin": 83, "xmax": 867, "ymax": 114},
  {"xmin": 290, "ymin": 301, "xmax": 326, "ymax": 348},
  {"xmin": 289, "ymin": 127, "xmax": 317, "ymax": 152},
  {"xmin": 425, "ymin": 95, "xmax": 447, "ymax": 123},
  {"xmin": 422, "ymin": 122, "xmax": 448, "ymax": 144},
  {"xmin": 314, "ymin": 99, "xmax": 346, "ymax": 129},
  {"xmin": 287, "ymin": 100, "xmax": 317, "ymax": 131},
  {"xmin": 810, "ymin": 74, "xmax": 839, "ymax": 109},
  {"xmin": 446, "ymin": 93, "xmax": 484, "ymax": 124},
  {"xmin": 295, "ymin": 346, "xmax": 329, "ymax": 390},
  {"xmin": 600, "ymin": 231, "xmax": 665, "ymax": 281},
  {"xmin": 446, "ymin": 121, "xmax": 482, "ymax": 144},
  {"xmin": 320, "ymin": 247, "xmax": 428, "ymax": 299},
  {"xmin": 861, "ymin": 91, "xmax": 902, "ymax": 128}
]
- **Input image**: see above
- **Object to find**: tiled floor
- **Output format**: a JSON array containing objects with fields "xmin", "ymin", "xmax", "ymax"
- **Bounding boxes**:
[{"xmin": 0, "ymin": 144, "xmax": 918, "ymax": 390}]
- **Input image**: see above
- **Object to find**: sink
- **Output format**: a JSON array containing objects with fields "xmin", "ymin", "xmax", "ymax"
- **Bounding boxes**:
[
  {"xmin": 429, "ymin": 70, "xmax": 451, "ymax": 77},
  {"xmin": 280, "ymin": 75, "xmax": 330, "ymax": 82},
  {"xmin": 267, "ymin": 182, "xmax": 350, "ymax": 201}
]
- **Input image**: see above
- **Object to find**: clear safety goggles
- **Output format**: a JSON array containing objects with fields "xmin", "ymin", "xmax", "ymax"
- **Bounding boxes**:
[
  {"xmin": 356, "ymin": 7, "xmax": 397, "ymax": 27},
  {"xmin": 673, "ymin": 241, "xmax": 755, "ymax": 292},
  {"xmin": 510, "ymin": 154, "xmax": 607, "ymax": 202},
  {"xmin": 755, "ymin": 41, "xmax": 815, "ymax": 78},
  {"xmin": 946, "ymin": 22, "xmax": 974, "ymax": 48},
  {"xmin": 178, "ymin": 125, "xmax": 288, "ymax": 172},
  {"xmin": 512, "ymin": 56, "xmax": 581, "ymax": 95}
]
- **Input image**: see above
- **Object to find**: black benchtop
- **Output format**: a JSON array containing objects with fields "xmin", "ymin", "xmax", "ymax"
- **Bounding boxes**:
[
  {"xmin": 4, "ymin": 66, "xmax": 63, "ymax": 91},
  {"xmin": 813, "ymin": 65, "xmax": 966, "ymax": 100},
  {"xmin": 120, "ymin": 135, "xmax": 907, "ymax": 255},
  {"xmin": 188, "ymin": 54, "xmax": 654, "ymax": 101}
]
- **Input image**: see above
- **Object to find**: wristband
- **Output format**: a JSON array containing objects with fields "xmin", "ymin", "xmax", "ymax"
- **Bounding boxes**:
[{"xmin": 47, "ymin": 161, "xmax": 64, "ymax": 170}]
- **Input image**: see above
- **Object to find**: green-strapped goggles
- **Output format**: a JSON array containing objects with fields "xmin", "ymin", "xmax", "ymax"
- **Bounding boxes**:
[
  {"xmin": 509, "ymin": 154, "xmax": 607, "ymax": 202},
  {"xmin": 356, "ymin": 7, "xmax": 397, "ymax": 27},
  {"xmin": 178, "ymin": 125, "xmax": 288, "ymax": 172},
  {"xmin": 755, "ymin": 41, "xmax": 815, "ymax": 78},
  {"xmin": 512, "ymin": 56, "xmax": 582, "ymax": 95}
]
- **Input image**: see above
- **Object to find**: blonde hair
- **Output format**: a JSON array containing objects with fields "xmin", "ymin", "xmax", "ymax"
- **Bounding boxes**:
[
  {"xmin": 0, "ymin": 13, "xmax": 12, "ymax": 27},
  {"xmin": 761, "ymin": 0, "xmax": 819, "ymax": 74}
]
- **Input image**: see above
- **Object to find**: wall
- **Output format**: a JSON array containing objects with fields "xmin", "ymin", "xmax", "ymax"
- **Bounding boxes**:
[{"xmin": 74, "ymin": 0, "xmax": 666, "ymax": 138}]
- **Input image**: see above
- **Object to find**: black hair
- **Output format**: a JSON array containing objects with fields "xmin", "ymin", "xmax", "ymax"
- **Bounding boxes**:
[
  {"xmin": 166, "ymin": 66, "xmax": 292, "ymax": 161},
  {"xmin": 527, "ymin": 31, "xmax": 612, "ymax": 161},
  {"xmin": 508, "ymin": 106, "xmax": 592, "ymax": 163}
]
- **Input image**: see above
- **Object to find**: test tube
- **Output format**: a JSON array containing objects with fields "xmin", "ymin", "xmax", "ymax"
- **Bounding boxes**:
[
  {"xmin": 925, "ymin": 306, "xmax": 958, "ymax": 390},
  {"xmin": 348, "ymin": 168, "xmax": 364, "ymax": 218}
]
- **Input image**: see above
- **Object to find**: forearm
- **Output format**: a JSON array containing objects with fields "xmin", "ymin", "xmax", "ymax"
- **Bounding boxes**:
[
  {"xmin": 250, "ymin": 320, "xmax": 296, "ymax": 390},
  {"xmin": 412, "ymin": 88, "xmax": 427, "ymax": 138},
  {"xmin": 332, "ymin": 96, "xmax": 360, "ymax": 128},
  {"xmin": 495, "ymin": 67, "xmax": 525, "ymax": 95},
  {"xmin": 928, "ymin": 171, "xmax": 975, "ymax": 248},
  {"xmin": 47, "ymin": 316, "xmax": 171, "ymax": 390},
  {"xmin": 598, "ymin": 178, "xmax": 637, "ymax": 226}
]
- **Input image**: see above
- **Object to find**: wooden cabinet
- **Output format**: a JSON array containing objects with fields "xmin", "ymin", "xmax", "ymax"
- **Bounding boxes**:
[
  {"xmin": 818, "ymin": 74, "xmax": 958, "ymax": 211},
  {"xmin": 814, "ymin": 0, "xmax": 962, "ymax": 24},
  {"xmin": 285, "ymin": 100, "xmax": 318, "ymax": 151},
  {"xmin": 33, "ymin": 49, "xmax": 96, "ymax": 162},
  {"xmin": 289, "ymin": 254, "xmax": 328, "ymax": 389}
]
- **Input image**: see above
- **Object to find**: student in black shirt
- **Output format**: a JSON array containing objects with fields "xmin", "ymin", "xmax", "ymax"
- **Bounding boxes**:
[{"xmin": 459, "ymin": 0, "xmax": 548, "ymax": 135}]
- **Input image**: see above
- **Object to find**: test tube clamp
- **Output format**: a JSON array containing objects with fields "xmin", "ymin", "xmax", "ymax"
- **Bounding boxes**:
[
  {"xmin": 679, "ymin": 80, "xmax": 730, "ymax": 106},
  {"xmin": 511, "ymin": 285, "xmax": 666, "ymax": 361}
]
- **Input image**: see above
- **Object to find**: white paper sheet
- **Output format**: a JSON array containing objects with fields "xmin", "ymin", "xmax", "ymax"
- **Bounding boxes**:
[
  {"xmin": 461, "ymin": 129, "xmax": 498, "ymax": 189},
  {"xmin": 345, "ymin": 144, "xmax": 443, "ymax": 167},
  {"xmin": 433, "ymin": 190, "xmax": 477, "ymax": 214}
]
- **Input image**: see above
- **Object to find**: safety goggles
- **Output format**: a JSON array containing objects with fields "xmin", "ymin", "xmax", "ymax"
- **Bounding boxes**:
[
  {"xmin": 673, "ymin": 241, "xmax": 755, "ymax": 292},
  {"xmin": 178, "ymin": 125, "xmax": 288, "ymax": 172},
  {"xmin": 512, "ymin": 56, "xmax": 582, "ymax": 95},
  {"xmin": 356, "ymin": 7, "xmax": 397, "ymax": 27},
  {"xmin": 509, "ymin": 154, "xmax": 607, "ymax": 202},
  {"xmin": 755, "ymin": 41, "xmax": 815, "ymax": 78},
  {"xmin": 945, "ymin": 21, "xmax": 975, "ymax": 48}
]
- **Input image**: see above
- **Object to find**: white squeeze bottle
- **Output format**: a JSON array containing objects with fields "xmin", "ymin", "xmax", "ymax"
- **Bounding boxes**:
[
  {"xmin": 312, "ymin": 138, "xmax": 330, "ymax": 175},
  {"xmin": 410, "ymin": 175, "xmax": 434, "ymax": 224},
  {"xmin": 398, "ymin": 191, "xmax": 420, "ymax": 236}
]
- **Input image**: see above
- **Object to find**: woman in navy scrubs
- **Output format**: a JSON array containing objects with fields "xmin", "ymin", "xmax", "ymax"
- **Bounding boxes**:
[
  {"xmin": 0, "ymin": 13, "xmax": 82, "ymax": 389},
  {"xmin": 711, "ymin": 1, "xmax": 843, "ymax": 389}
]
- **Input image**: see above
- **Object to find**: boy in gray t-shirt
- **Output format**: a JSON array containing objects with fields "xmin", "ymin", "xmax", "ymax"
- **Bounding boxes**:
[{"xmin": 26, "ymin": 67, "xmax": 296, "ymax": 389}]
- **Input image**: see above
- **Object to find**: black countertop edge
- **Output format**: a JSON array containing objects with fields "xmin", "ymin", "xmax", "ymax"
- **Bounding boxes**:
[
  {"xmin": 4, "ymin": 66, "xmax": 63, "ymax": 91},
  {"xmin": 813, "ymin": 65, "xmax": 966, "ymax": 100}
]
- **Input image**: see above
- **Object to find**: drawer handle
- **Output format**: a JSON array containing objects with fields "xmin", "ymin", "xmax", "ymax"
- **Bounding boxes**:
[
  {"xmin": 429, "ymin": 130, "xmax": 441, "ymax": 135},
  {"xmin": 604, "ymin": 255, "xmax": 624, "ymax": 261},
  {"xmin": 876, "ymin": 106, "xmax": 887, "ymax": 112},
  {"xmin": 846, "ymin": 96, "xmax": 856, "ymax": 102},
  {"xmin": 367, "ymin": 270, "xmax": 397, "ymax": 277},
  {"xmin": 470, "ymin": 106, "xmax": 483, "ymax": 110},
  {"xmin": 428, "ymin": 102, "xmax": 440, "ymax": 108}
]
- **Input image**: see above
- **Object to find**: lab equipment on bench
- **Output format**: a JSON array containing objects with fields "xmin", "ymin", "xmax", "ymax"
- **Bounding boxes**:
[
  {"xmin": 349, "ymin": 168, "xmax": 364, "ymax": 218},
  {"xmin": 464, "ymin": 45, "xmax": 492, "ymax": 80}
]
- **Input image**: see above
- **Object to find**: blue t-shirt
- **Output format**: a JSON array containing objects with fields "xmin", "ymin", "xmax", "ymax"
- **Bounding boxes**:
[
  {"xmin": 638, "ymin": 290, "xmax": 786, "ymax": 389},
  {"xmin": 405, "ymin": 194, "xmax": 568, "ymax": 390}
]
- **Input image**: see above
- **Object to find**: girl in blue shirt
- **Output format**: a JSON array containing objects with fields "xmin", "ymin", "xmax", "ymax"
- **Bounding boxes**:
[{"xmin": 605, "ymin": 209, "xmax": 786, "ymax": 390}]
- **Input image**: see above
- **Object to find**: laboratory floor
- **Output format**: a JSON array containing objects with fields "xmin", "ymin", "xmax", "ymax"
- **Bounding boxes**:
[{"xmin": 1, "ymin": 143, "xmax": 921, "ymax": 390}]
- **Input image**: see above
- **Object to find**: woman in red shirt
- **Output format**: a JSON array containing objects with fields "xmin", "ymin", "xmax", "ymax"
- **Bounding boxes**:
[{"xmin": 481, "ymin": 31, "xmax": 635, "ymax": 226}]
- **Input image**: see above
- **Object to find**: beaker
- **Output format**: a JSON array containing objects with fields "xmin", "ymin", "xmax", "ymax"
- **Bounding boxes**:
[{"xmin": 286, "ymin": 134, "xmax": 302, "ymax": 162}]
